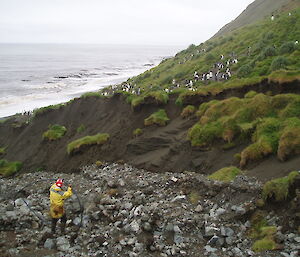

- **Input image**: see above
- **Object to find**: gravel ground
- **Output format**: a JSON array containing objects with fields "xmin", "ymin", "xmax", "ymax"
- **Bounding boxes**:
[{"xmin": 0, "ymin": 163, "xmax": 299, "ymax": 257}]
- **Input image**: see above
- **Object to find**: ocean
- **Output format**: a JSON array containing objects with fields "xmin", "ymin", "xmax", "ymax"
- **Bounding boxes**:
[{"xmin": 0, "ymin": 44, "xmax": 181, "ymax": 118}]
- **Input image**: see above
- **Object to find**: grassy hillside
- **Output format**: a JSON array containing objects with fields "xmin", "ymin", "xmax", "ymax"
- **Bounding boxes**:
[
  {"xmin": 213, "ymin": 0, "xmax": 299, "ymax": 38},
  {"xmin": 188, "ymin": 93, "xmax": 300, "ymax": 166},
  {"xmin": 1, "ymin": 2, "xmax": 300, "ymax": 181},
  {"xmin": 109, "ymin": 6, "xmax": 300, "ymax": 103}
]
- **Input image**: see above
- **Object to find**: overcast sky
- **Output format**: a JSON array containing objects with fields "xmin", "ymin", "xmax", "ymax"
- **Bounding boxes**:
[{"xmin": 0, "ymin": 0, "xmax": 254, "ymax": 46}]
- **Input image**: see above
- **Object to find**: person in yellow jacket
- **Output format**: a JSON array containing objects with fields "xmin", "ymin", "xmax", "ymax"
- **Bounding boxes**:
[{"xmin": 49, "ymin": 178, "xmax": 72, "ymax": 234}]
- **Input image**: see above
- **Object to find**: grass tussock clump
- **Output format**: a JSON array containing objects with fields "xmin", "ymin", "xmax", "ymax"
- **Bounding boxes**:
[
  {"xmin": 95, "ymin": 160, "xmax": 103, "ymax": 167},
  {"xmin": 248, "ymin": 211, "xmax": 277, "ymax": 252},
  {"xmin": 0, "ymin": 147, "xmax": 5, "ymax": 155},
  {"xmin": 67, "ymin": 133, "xmax": 110, "ymax": 155},
  {"xmin": 244, "ymin": 91, "xmax": 258, "ymax": 98},
  {"xmin": 208, "ymin": 166, "xmax": 242, "ymax": 182},
  {"xmin": 146, "ymin": 91, "xmax": 169, "ymax": 104},
  {"xmin": 131, "ymin": 91, "xmax": 169, "ymax": 109},
  {"xmin": 181, "ymin": 105, "xmax": 196, "ymax": 118},
  {"xmin": 279, "ymin": 97, "xmax": 300, "ymax": 118},
  {"xmin": 262, "ymin": 171, "xmax": 299, "ymax": 202},
  {"xmin": 43, "ymin": 124, "xmax": 67, "ymax": 141},
  {"xmin": 188, "ymin": 93, "xmax": 300, "ymax": 166},
  {"xmin": 199, "ymin": 97, "xmax": 243, "ymax": 124},
  {"xmin": 177, "ymin": 77, "xmax": 265, "ymax": 105},
  {"xmin": 240, "ymin": 138, "xmax": 273, "ymax": 167},
  {"xmin": 77, "ymin": 124, "xmax": 85, "ymax": 133},
  {"xmin": 81, "ymin": 92, "xmax": 102, "ymax": 98},
  {"xmin": 0, "ymin": 159, "xmax": 22, "ymax": 177},
  {"xmin": 240, "ymin": 118, "xmax": 281, "ymax": 167},
  {"xmin": 133, "ymin": 128, "xmax": 143, "ymax": 137},
  {"xmin": 188, "ymin": 122, "xmax": 223, "ymax": 147},
  {"xmin": 268, "ymin": 70, "xmax": 300, "ymax": 83},
  {"xmin": 252, "ymin": 236, "xmax": 277, "ymax": 252},
  {"xmin": 144, "ymin": 109, "xmax": 170, "ymax": 127},
  {"xmin": 188, "ymin": 191, "xmax": 200, "ymax": 205},
  {"xmin": 33, "ymin": 103, "xmax": 66, "ymax": 117},
  {"xmin": 278, "ymin": 125, "xmax": 300, "ymax": 161}
]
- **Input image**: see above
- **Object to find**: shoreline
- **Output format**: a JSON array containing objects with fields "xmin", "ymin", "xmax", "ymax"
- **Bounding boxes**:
[{"xmin": 0, "ymin": 43, "xmax": 180, "ymax": 119}]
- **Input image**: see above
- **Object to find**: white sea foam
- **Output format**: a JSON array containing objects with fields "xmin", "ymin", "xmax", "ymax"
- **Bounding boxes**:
[
  {"xmin": 0, "ymin": 44, "xmax": 182, "ymax": 118},
  {"xmin": 0, "ymin": 67, "xmax": 150, "ymax": 117}
]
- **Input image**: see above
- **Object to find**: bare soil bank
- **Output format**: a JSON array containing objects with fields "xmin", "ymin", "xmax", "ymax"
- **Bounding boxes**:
[{"xmin": 1, "ymin": 80, "xmax": 300, "ymax": 181}]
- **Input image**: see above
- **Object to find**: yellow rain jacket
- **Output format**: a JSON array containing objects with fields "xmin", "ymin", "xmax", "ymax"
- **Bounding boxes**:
[{"xmin": 49, "ymin": 184, "xmax": 72, "ymax": 219}]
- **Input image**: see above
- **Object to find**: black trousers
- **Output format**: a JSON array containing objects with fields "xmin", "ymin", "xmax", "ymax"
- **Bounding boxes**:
[{"xmin": 51, "ymin": 214, "xmax": 67, "ymax": 233}]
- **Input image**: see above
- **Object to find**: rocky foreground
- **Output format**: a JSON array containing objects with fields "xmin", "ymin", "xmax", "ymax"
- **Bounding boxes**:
[{"xmin": 0, "ymin": 163, "xmax": 299, "ymax": 257}]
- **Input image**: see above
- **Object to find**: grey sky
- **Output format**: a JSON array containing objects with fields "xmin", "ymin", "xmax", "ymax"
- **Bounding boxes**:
[{"xmin": 0, "ymin": 0, "xmax": 254, "ymax": 46}]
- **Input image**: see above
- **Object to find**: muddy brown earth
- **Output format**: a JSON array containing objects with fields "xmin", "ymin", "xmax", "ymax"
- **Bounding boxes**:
[{"xmin": 1, "ymin": 80, "xmax": 300, "ymax": 181}]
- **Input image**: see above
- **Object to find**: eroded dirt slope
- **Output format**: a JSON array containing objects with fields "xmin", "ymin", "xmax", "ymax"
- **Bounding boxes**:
[{"xmin": 1, "ymin": 81, "xmax": 300, "ymax": 181}]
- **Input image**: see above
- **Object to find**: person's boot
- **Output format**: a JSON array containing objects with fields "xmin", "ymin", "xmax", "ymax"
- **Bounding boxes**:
[
  {"xmin": 51, "ymin": 221, "xmax": 56, "ymax": 235},
  {"xmin": 60, "ymin": 222, "xmax": 66, "ymax": 235}
]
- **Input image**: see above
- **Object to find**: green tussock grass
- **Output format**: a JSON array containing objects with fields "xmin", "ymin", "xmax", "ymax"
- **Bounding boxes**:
[
  {"xmin": 43, "ymin": 124, "xmax": 67, "ymax": 141},
  {"xmin": 35, "ymin": 167, "xmax": 45, "ymax": 173},
  {"xmin": 33, "ymin": 103, "xmax": 65, "ymax": 116},
  {"xmin": 188, "ymin": 93, "xmax": 300, "ymax": 166},
  {"xmin": 144, "ymin": 109, "xmax": 170, "ymax": 126},
  {"xmin": 67, "ymin": 133, "xmax": 110, "ymax": 155},
  {"xmin": 248, "ymin": 211, "xmax": 277, "ymax": 252},
  {"xmin": 125, "ymin": 93, "xmax": 137, "ymax": 104},
  {"xmin": 131, "ymin": 91, "xmax": 169, "ymax": 109},
  {"xmin": 131, "ymin": 96, "xmax": 144, "ymax": 108},
  {"xmin": 240, "ymin": 117, "xmax": 281, "ymax": 166},
  {"xmin": 262, "ymin": 171, "xmax": 300, "ymax": 201},
  {"xmin": 0, "ymin": 118, "xmax": 8, "ymax": 124},
  {"xmin": 76, "ymin": 124, "xmax": 86, "ymax": 133},
  {"xmin": 95, "ymin": 160, "xmax": 103, "ymax": 167},
  {"xmin": 269, "ymin": 69, "xmax": 300, "ymax": 83},
  {"xmin": 181, "ymin": 105, "xmax": 196, "ymax": 118},
  {"xmin": 252, "ymin": 237, "xmax": 277, "ymax": 252},
  {"xmin": 0, "ymin": 147, "xmax": 5, "ymax": 155},
  {"xmin": 177, "ymin": 77, "xmax": 265, "ymax": 104},
  {"xmin": 277, "ymin": 119, "xmax": 300, "ymax": 160},
  {"xmin": 133, "ymin": 128, "xmax": 143, "ymax": 137},
  {"xmin": 31, "ymin": 99, "xmax": 75, "ymax": 119},
  {"xmin": 0, "ymin": 159, "xmax": 22, "ymax": 177},
  {"xmin": 81, "ymin": 92, "xmax": 102, "ymax": 98},
  {"xmin": 245, "ymin": 90, "xmax": 258, "ymax": 98},
  {"xmin": 188, "ymin": 121, "xmax": 223, "ymax": 147},
  {"xmin": 208, "ymin": 166, "xmax": 242, "ymax": 182},
  {"xmin": 189, "ymin": 191, "xmax": 200, "ymax": 204}
]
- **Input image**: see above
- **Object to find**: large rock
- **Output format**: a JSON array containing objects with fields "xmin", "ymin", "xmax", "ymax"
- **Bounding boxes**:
[
  {"xmin": 221, "ymin": 226, "xmax": 234, "ymax": 237},
  {"xmin": 44, "ymin": 238, "xmax": 56, "ymax": 249},
  {"xmin": 56, "ymin": 236, "xmax": 70, "ymax": 252},
  {"xmin": 204, "ymin": 245, "xmax": 217, "ymax": 253},
  {"xmin": 205, "ymin": 226, "xmax": 220, "ymax": 237},
  {"xmin": 15, "ymin": 198, "xmax": 25, "ymax": 206},
  {"xmin": 232, "ymin": 247, "xmax": 243, "ymax": 257},
  {"xmin": 129, "ymin": 220, "xmax": 140, "ymax": 233},
  {"xmin": 5, "ymin": 211, "xmax": 18, "ymax": 220}
]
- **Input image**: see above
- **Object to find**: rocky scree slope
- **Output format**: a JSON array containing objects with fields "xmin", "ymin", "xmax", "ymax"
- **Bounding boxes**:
[{"xmin": 0, "ymin": 163, "xmax": 299, "ymax": 257}]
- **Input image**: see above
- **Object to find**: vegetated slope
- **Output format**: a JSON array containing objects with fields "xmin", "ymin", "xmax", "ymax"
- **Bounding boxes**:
[
  {"xmin": 1, "ymin": 5, "xmax": 300, "ymax": 182},
  {"xmin": 1, "ymin": 81, "xmax": 300, "ymax": 182},
  {"xmin": 213, "ymin": 0, "xmax": 299, "ymax": 39},
  {"xmin": 123, "ymin": 6, "xmax": 300, "ymax": 95}
]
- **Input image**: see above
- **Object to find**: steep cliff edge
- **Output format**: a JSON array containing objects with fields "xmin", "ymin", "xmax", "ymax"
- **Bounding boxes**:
[{"xmin": 1, "ymin": 80, "xmax": 300, "ymax": 181}]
